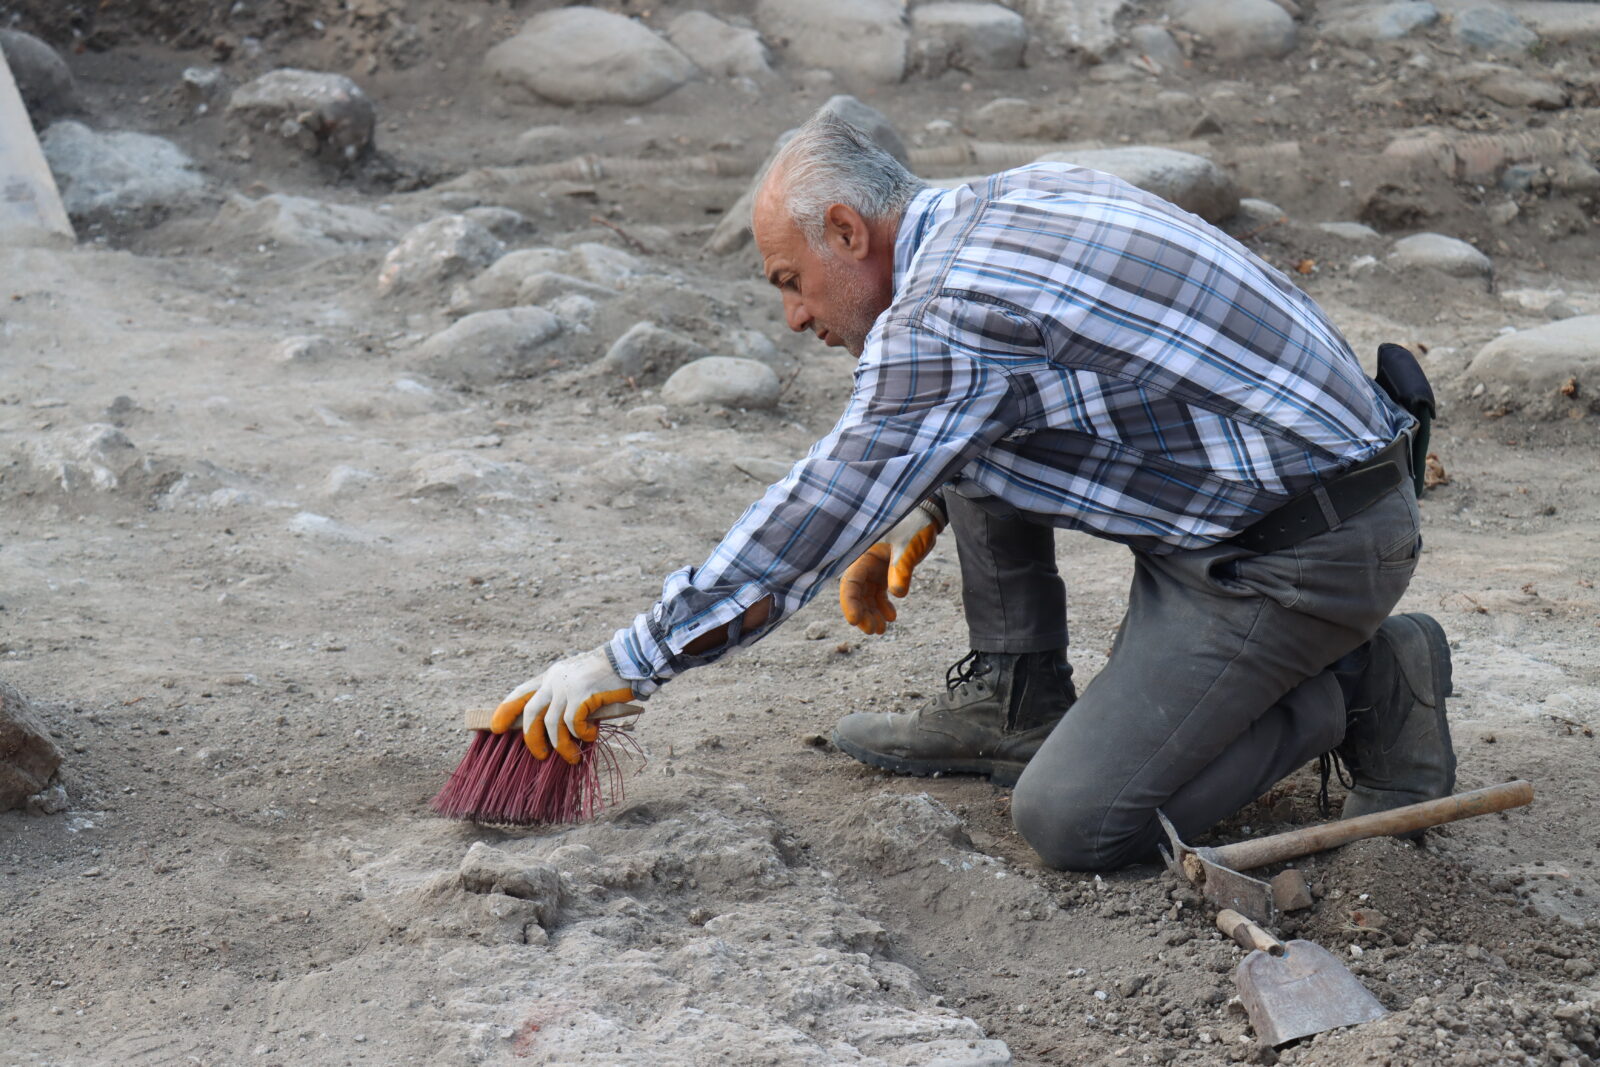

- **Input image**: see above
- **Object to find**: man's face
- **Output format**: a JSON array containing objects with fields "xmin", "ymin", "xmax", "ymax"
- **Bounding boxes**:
[{"xmin": 752, "ymin": 183, "xmax": 894, "ymax": 358}]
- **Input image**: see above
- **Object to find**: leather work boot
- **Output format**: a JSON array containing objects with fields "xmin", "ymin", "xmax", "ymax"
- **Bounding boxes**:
[
  {"xmin": 1336, "ymin": 612, "xmax": 1456, "ymax": 823},
  {"xmin": 832, "ymin": 650, "xmax": 1076, "ymax": 787}
]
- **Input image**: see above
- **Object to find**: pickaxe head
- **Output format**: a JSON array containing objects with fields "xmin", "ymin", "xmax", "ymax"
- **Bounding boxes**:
[{"xmin": 1157, "ymin": 809, "xmax": 1277, "ymax": 925}]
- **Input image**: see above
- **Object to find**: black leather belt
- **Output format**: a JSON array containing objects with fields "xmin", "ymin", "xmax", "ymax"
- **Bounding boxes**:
[{"xmin": 1229, "ymin": 435, "xmax": 1410, "ymax": 555}]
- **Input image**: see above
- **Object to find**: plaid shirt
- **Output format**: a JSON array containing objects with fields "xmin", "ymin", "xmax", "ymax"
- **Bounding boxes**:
[{"xmin": 609, "ymin": 163, "xmax": 1408, "ymax": 693}]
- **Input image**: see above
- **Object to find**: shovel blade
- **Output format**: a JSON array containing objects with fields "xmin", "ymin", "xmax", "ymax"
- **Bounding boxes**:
[{"xmin": 1236, "ymin": 940, "xmax": 1387, "ymax": 1046}]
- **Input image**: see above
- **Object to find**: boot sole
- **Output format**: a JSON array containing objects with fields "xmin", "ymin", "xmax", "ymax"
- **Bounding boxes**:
[{"xmin": 831, "ymin": 730, "xmax": 1029, "ymax": 788}]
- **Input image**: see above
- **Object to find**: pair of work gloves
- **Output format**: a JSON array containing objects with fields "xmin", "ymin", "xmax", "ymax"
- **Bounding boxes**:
[{"xmin": 492, "ymin": 500, "xmax": 945, "ymax": 761}]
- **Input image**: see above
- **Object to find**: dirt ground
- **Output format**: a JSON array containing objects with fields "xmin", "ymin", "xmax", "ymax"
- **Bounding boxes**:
[{"xmin": 2, "ymin": 1, "xmax": 1598, "ymax": 1064}]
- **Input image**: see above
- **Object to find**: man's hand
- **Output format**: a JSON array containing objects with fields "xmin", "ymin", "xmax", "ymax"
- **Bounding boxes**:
[
  {"xmin": 491, "ymin": 647, "xmax": 634, "ymax": 765},
  {"xmin": 839, "ymin": 502, "xmax": 944, "ymax": 635}
]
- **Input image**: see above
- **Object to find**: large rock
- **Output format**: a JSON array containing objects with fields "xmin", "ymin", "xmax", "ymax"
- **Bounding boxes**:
[
  {"xmin": 598, "ymin": 322, "xmax": 710, "ymax": 382},
  {"xmin": 1387, "ymin": 232, "xmax": 1491, "ymax": 278},
  {"xmin": 1319, "ymin": 3, "xmax": 1439, "ymax": 46},
  {"xmin": 413, "ymin": 308, "xmax": 564, "ymax": 384},
  {"xmin": 1, "ymin": 681, "xmax": 62, "ymax": 812},
  {"xmin": 1451, "ymin": 5, "xmax": 1538, "ymax": 54},
  {"xmin": 1036, "ymin": 146, "xmax": 1240, "ymax": 222},
  {"xmin": 662, "ymin": 357, "xmax": 782, "ymax": 409},
  {"xmin": 377, "ymin": 216, "xmax": 504, "ymax": 298},
  {"xmin": 40, "ymin": 121, "xmax": 207, "ymax": 221},
  {"xmin": 666, "ymin": 12, "xmax": 771, "ymax": 78},
  {"xmin": 910, "ymin": 3, "xmax": 1029, "ymax": 72},
  {"xmin": 1009, "ymin": 0, "xmax": 1128, "ymax": 60},
  {"xmin": 209, "ymin": 193, "xmax": 403, "ymax": 250},
  {"xmin": 0, "ymin": 29, "xmax": 77, "ymax": 125},
  {"xmin": 1173, "ymin": 0, "xmax": 1298, "ymax": 60},
  {"xmin": 1466, "ymin": 316, "xmax": 1600, "ymax": 409},
  {"xmin": 226, "ymin": 69, "xmax": 376, "ymax": 164},
  {"xmin": 487, "ymin": 8, "xmax": 697, "ymax": 106},
  {"xmin": 754, "ymin": 0, "xmax": 909, "ymax": 84}
]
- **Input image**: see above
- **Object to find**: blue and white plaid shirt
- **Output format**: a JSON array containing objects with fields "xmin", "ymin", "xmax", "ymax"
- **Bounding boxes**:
[{"xmin": 609, "ymin": 163, "xmax": 1408, "ymax": 693}]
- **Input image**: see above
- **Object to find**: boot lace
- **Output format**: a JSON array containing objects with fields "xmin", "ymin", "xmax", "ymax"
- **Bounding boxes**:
[
  {"xmin": 944, "ymin": 650, "xmax": 993, "ymax": 691},
  {"xmin": 1317, "ymin": 750, "xmax": 1355, "ymax": 816}
]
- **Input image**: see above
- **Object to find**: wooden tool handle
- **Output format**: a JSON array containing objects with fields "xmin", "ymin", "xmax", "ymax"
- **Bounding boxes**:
[
  {"xmin": 1217, "ymin": 909, "xmax": 1285, "ymax": 956},
  {"xmin": 1215, "ymin": 780, "xmax": 1534, "ymax": 872},
  {"xmin": 461, "ymin": 703, "xmax": 643, "ymax": 731}
]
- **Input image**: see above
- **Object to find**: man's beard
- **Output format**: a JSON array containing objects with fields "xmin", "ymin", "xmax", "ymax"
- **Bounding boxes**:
[{"xmin": 819, "ymin": 252, "xmax": 883, "ymax": 357}]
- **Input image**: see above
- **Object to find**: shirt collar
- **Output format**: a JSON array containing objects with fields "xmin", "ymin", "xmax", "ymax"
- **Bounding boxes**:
[{"xmin": 893, "ymin": 185, "xmax": 947, "ymax": 293}]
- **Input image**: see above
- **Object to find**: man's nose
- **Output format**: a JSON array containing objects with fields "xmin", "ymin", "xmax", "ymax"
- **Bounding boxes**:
[{"xmin": 783, "ymin": 293, "xmax": 812, "ymax": 333}]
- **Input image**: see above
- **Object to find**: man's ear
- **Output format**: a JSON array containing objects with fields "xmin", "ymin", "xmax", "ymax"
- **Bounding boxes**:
[{"xmin": 825, "ymin": 203, "xmax": 871, "ymax": 261}]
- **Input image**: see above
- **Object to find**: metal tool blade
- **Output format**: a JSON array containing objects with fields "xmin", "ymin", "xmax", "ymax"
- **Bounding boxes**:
[
  {"xmin": 1157, "ymin": 809, "xmax": 1277, "ymax": 924},
  {"xmin": 1236, "ymin": 940, "xmax": 1387, "ymax": 1046}
]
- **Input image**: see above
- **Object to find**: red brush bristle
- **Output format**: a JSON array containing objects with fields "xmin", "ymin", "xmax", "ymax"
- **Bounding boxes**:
[{"xmin": 431, "ymin": 725, "xmax": 641, "ymax": 825}]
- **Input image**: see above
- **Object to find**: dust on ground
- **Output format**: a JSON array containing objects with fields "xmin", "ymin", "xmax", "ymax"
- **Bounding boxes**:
[{"xmin": 2, "ymin": 1, "xmax": 1598, "ymax": 1065}]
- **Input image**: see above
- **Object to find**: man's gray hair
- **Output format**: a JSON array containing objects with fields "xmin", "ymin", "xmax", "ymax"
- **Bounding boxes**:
[{"xmin": 764, "ymin": 111, "xmax": 926, "ymax": 250}]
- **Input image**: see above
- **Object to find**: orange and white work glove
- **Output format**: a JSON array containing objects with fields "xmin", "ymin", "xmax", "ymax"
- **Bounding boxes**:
[
  {"xmin": 491, "ymin": 647, "xmax": 634, "ymax": 765},
  {"xmin": 839, "ymin": 498, "xmax": 947, "ymax": 635}
]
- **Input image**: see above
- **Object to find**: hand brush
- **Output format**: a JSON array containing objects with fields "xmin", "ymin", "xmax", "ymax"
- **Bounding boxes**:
[{"xmin": 431, "ymin": 704, "xmax": 643, "ymax": 825}]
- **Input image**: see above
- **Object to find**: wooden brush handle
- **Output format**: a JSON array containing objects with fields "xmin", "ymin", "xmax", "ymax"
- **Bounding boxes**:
[
  {"xmin": 461, "ymin": 703, "xmax": 644, "ymax": 732},
  {"xmin": 1213, "ymin": 780, "xmax": 1534, "ymax": 872},
  {"xmin": 1217, "ymin": 909, "xmax": 1285, "ymax": 956}
]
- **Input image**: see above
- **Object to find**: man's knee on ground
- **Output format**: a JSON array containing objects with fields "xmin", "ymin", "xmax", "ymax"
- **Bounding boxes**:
[
  {"xmin": 1010, "ymin": 774, "xmax": 1109, "ymax": 871},
  {"xmin": 1010, "ymin": 774, "xmax": 1153, "ymax": 872}
]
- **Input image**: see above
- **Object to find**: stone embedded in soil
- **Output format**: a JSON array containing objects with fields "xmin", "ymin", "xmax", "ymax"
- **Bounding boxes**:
[
  {"xmin": 1319, "ymin": 220, "xmax": 1381, "ymax": 241},
  {"xmin": 971, "ymin": 96, "xmax": 1072, "ymax": 141},
  {"xmin": 666, "ymin": 11, "xmax": 771, "ymax": 79},
  {"xmin": 1014, "ymin": 0, "xmax": 1129, "ymax": 59},
  {"xmin": 1451, "ymin": 4, "xmax": 1539, "ymax": 54},
  {"xmin": 598, "ymin": 321, "xmax": 711, "ymax": 382},
  {"xmin": 1231, "ymin": 197, "xmax": 1286, "ymax": 230},
  {"xmin": 1475, "ymin": 70, "xmax": 1567, "ymax": 110},
  {"xmin": 227, "ymin": 69, "xmax": 376, "ymax": 164},
  {"xmin": 459, "ymin": 843, "xmax": 563, "ymax": 928},
  {"xmin": 1172, "ymin": 0, "xmax": 1298, "ymax": 60},
  {"xmin": 413, "ymin": 307, "xmax": 564, "ymax": 385},
  {"xmin": 40, "ymin": 121, "xmax": 208, "ymax": 221},
  {"xmin": 376, "ymin": 215, "xmax": 504, "ymax": 298},
  {"xmin": 910, "ymin": 2, "xmax": 1030, "ymax": 73},
  {"xmin": 286, "ymin": 512, "xmax": 370, "ymax": 544},
  {"xmin": 569, "ymin": 242, "xmax": 647, "ymax": 289},
  {"xmin": 1466, "ymin": 315, "xmax": 1600, "ymax": 405},
  {"xmin": 277, "ymin": 335, "xmax": 335, "ymax": 363},
  {"xmin": 0, "ymin": 29, "xmax": 77, "ymax": 126},
  {"xmin": 1037, "ymin": 145, "xmax": 1240, "ymax": 222},
  {"xmin": 486, "ymin": 8, "xmax": 697, "ymax": 107},
  {"xmin": 1, "ymin": 680, "xmax": 62, "ymax": 813},
  {"xmin": 461, "ymin": 206, "xmax": 532, "ymax": 241},
  {"xmin": 1127, "ymin": 23, "xmax": 1186, "ymax": 72},
  {"xmin": 726, "ymin": 328, "xmax": 798, "ymax": 379},
  {"xmin": 661, "ymin": 356, "xmax": 781, "ymax": 410},
  {"xmin": 1318, "ymin": 2, "xmax": 1439, "ymax": 47},
  {"xmin": 209, "ymin": 192, "xmax": 403, "ymax": 250},
  {"xmin": 1387, "ymin": 232, "xmax": 1492, "ymax": 278},
  {"xmin": 515, "ymin": 272, "xmax": 617, "ymax": 307},
  {"xmin": 408, "ymin": 451, "xmax": 523, "ymax": 496},
  {"xmin": 23, "ymin": 423, "xmax": 162, "ymax": 495},
  {"xmin": 448, "ymin": 246, "xmax": 570, "ymax": 314},
  {"xmin": 754, "ymin": 0, "xmax": 910, "ymax": 85}
]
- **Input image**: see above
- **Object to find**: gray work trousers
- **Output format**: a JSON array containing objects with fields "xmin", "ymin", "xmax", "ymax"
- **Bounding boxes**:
[{"xmin": 945, "ymin": 472, "xmax": 1422, "ymax": 871}]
